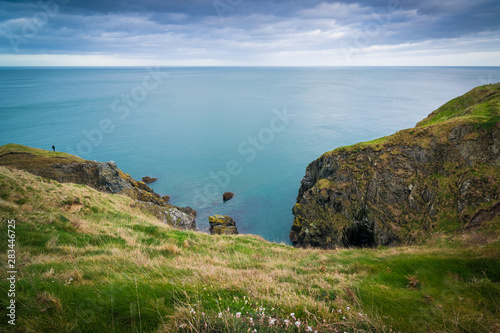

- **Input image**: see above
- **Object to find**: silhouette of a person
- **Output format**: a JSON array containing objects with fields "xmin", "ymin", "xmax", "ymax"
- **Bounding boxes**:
[{"xmin": 52, "ymin": 145, "xmax": 55, "ymax": 151}]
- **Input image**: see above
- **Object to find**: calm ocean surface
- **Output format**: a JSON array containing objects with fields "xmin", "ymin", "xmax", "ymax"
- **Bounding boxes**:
[{"xmin": 1, "ymin": 67, "xmax": 499, "ymax": 243}]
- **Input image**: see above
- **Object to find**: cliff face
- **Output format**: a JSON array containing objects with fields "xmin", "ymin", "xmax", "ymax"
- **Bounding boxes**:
[
  {"xmin": 0, "ymin": 144, "xmax": 197, "ymax": 230},
  {"xmin": 291, "ymin": 84, "xmax": 500, "ymax": 248}
]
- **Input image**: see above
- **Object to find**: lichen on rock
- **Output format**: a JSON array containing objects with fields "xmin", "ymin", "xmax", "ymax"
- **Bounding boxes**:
[{"xmin": 208, "ymin": 215, "xmax": 238, "ymax": 235}]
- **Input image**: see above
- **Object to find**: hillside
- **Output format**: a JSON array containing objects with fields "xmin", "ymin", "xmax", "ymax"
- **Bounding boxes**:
[
  {"xmin": 291, "ymin": 84, "xmax": 500, "ymax": 248},
  {"xmin": 0, "ymin": 153, "xmax": 499, "ymax": 332}
]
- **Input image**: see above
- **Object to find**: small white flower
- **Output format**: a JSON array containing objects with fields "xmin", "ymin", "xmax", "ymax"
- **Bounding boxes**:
[
  {"xmin": 189, "ymin": 309, "xmax": 195, "ymax": 314},
  {"xmin": 346, "ymin": 306, "xmax": 350, "ymax": 311},
  {"xmin": 306, "ymin": 326, "xmax": 313, "ymax": 332},
  {"xmin": 179, "ymin": 324, "xmax": 186, "ymax": 328},
  {"xmin": 343, "ymin": 316, "xmax": 346, "ymax": 320},
  {"xmin": 290, "ymin": 312, "xmax": 295, "ymax": 317},
  {"xmin": 295, "ymin": 321, "xmax": 301, "ymax": 327},
  {"xmin": 236, "ymin": 312, "xmax": 241, "ymax": 318},
  {"xmin": 218, "ymin": 312, "xmax": 222, "ymax": 318},
  {"xmin": 338, "ymin": 309, "xmax": 342, "ymax": 313},
  {"xmin": 284, "ymin": 319, "xmax": 290, "ymax": 325}
]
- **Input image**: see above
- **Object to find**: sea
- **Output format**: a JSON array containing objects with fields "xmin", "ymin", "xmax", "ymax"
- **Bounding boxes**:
[{"xmin": 1, "ymin": 66, "xmax": 499, "ymax": 243}]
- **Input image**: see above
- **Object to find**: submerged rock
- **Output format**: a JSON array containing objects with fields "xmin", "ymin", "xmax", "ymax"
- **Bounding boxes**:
[
  {"xmin": 208, "ymin": 215, "xmax": 238, "ymax": 235},
  {"xmin": 223, "ymin": 192, "xmax": 234, "ymax": 202},
  {"xmin": 291, "ymin": 84, "xmax": 500, "ymax": 248}
]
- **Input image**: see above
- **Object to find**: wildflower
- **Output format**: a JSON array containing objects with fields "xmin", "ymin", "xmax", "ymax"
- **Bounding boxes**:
[
  {"xmin": 284, "ymin": 319, "xmax": 290, "ymax": 326},
  {"xmin": 338, "ymin": 309, "xmax": 342, "ymax": 313},
  {"xmin": 343, "ymin": 316, "xmax": 346, "ymax": 320},
  {"xmin": 290, "ymin": 312, "xmax": 295, "ymax": 317},
  {"xmin": 190, "ymin": 309, "xmax": 195, "ymax": 315},
  {"xmin": 218, "ymin": 312, "xmax": 222, "ymax": 318},
  {"xmin": 306, "ymin": 326, "xmax": 313, "ymax": 332},
  {"xmin": 253, "ymin": 330, "xmax": 257, "ymax": 333},
  {"xmin": 179, "ymin": 324, "xmax": 186, "ymax": 328},
  {"xmin": 202, "ymin": 312, "xmax": 205, "ymax": 316},
  {"xmin": 346, "ymin": 306, "xmax": 350, "ymax": 311},
  {"xmin": 269, "ymin": 318, "xmax": 276, "ymax": 326},
  {"xmin": 295, "ymin": 321, "xmax": 301, "ymax": 327},
  {"xmin": 236, "ymin": 312, "xmax": 241, "ymax": 318}
]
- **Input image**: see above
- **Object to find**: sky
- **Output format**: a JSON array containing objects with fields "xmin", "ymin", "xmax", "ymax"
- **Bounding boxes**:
[{"xmin": 0, "ymin": 0, "xmax": 499, "ymax": 66}]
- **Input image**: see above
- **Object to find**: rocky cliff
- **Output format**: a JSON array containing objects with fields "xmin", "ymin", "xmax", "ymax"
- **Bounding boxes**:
[
  {"xmin": 0, "ymin": 144, "xmax": 197, "ymax": 230},
  {"xmin": 291, "ymin": 84, "xmax": 500, "ymax": 248}
]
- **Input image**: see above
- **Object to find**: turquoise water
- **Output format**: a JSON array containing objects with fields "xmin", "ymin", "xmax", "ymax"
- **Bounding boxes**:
[{"xmin": 1, "ymin": 67, "xmax": 499, "ymax": 243}]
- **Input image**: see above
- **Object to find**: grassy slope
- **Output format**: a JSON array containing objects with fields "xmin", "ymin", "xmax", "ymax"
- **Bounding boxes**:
[
  {"xmin": 0, "ymin": 144, "xmax": 84, "ymax": 161},
  {"xmin": 0, "ymin": 166, "xmax": 499, "ymax": 332},
  {"xmin": 330, "ymin": 83, "xmax": 500, "ymax": 154}
]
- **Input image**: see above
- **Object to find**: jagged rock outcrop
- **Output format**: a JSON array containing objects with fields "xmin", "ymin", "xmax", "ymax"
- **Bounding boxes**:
[
  {"xmin": 0, "ymin": 144, "xmax": 197, "ymax": 230},
  {"xmin": 208, "ymin": 215, "xmax": 238, "ymax": 235},
  {"xmin": 291, "ymin": 84, "xmax": 500, "ymax": 248}
]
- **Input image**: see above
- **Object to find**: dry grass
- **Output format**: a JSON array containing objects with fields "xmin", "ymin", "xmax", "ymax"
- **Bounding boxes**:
[{"xmin": 0, "ymin": 165, "xmax": 499, "ymax": 333}]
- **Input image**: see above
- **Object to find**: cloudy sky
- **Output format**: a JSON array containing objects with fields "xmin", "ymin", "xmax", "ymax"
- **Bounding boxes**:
[{"xmin": 0, "ymin": 0, "xmax": 499, "ymax": 66}]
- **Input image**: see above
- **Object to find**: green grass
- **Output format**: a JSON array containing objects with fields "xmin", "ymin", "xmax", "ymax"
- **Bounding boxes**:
[
  {"xmin": 0, "ymin": 166, "xmax": 499, "ymax": 332},
  {"xmin": 0, "ymin": 143, "xmax": 84, "ymax": 161},
  {"xmin": 416, "ymin": 83, "xmax": 500, "ymax": 128}
]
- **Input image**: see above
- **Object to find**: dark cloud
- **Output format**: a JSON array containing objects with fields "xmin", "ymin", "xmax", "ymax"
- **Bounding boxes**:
[{"xmin": 0, "ymin": 0, "xmax": 498, "ymax": 65}]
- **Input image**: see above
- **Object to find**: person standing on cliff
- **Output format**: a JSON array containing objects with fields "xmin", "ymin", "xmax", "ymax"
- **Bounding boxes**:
[{"xmin": 52, "ymin": 145, "xmax": 55, "ymax": 151}]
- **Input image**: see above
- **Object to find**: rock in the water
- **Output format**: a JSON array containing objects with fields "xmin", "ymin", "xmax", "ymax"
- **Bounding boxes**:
[
  {"xmin": 291, "ymin": 84, "xmax": 500, "ymax": 249},
  {"xmin": 142, "ymin": 176, "xmax": 157, "ymax": 184},
  {"xmin": 223, "ymin": 192, "xmax": 234, "ymax": 202},
  {"xmin": 161, "ymin": 195, "xmax": 170, "ymax": 203},
  {"xmin": 208, "ymin": 215, "xmax": 238, "ymax": 235}
]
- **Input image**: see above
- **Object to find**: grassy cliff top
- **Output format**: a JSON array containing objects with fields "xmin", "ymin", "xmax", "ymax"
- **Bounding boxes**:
[
  {"xmin": 0, "ymin": 143, "xmax": 84, "ymax": 161},
  {"xmin": 323, "ymin": 83, "xmax": 500, "ymax": 155},
  {"xmin": 417, "ymin": 83, "xmax": 500, "ymax": 128},
  {"xmin": 1, "ymin": 163, "xmax": 499, "ymax": 331}
]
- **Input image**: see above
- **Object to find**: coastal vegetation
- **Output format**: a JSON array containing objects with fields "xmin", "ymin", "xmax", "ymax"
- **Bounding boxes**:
[{"xmin": 0, "ymin": 160, "xmax": 498, "ymax": 332}]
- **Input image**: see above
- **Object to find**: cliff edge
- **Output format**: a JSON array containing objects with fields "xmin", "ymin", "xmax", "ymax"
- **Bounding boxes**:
[
  {"xmin": 291, "ymin": 84, "xmax": 500, "ymax": 248},
  {"xmin": 0, "ymin": 144, "xmax": 197, "ymax": 230}
]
